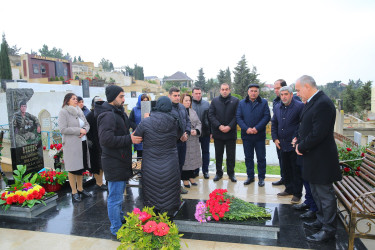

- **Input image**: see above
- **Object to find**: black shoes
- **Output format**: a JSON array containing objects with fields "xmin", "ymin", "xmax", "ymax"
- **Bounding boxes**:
[
  {"xmin": 203, "ymin": 173, "xmax": 209, "ymax": 179},
  {"xmin": 213, "ymin": 175, "xmax": 222, "ymax": 182},
  {"xmin": 277, "ymin": 191, "xmax": 292, "ymax": 196},
  {"xmin": 272, "ymin": 179, "xmax": 284, "ymax": 185},
  {"xmin": 72, "ymin": 193, "xmax": 81, "ymax": 202},
  {"xmin": 293, "ymin": 203, "xmax": 310, "ymax": 211},
  {"xmin": 258, "ymin": 179, "xmax": 265, "ymax": 187},
  {"xmin": 244, "ymin": 178, "xmax": 255, "ymax": 185},
  {"xmin": 303, "ymin": 221, "xmax": 323, "ymax": 230},
  {"xmin": 78, "ymin": 189, "xmax": 93, "ymax": 198},
  {"xmin": 306, "ymin": 230, "xmax": 335, "ymax": 242},
  {"xmin": 229, "ymin": 175, "xmax": 237, "ymax": 183},
  {"xmin": 300, "ymin": 210, "xmax": 317, "ymax": 219},
  {"xmin": 96, "ymin": 184, "xmax": 108, "ymax": 191}
]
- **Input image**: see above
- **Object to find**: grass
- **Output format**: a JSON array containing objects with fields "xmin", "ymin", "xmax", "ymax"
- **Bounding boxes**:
[{"xmin": 217, "ymin": 160, "xmax": 281, "ymax": 175}]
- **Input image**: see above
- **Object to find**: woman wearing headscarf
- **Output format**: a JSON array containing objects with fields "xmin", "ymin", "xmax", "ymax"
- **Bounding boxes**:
[
  {"xmin": 134, "ymin": 96, "xmax": 181, "ymax": 216},
  {"xmin": 58, "ymin": 93, "xmax": 92, "ymax": 202},
  {"xmin": 129, "ymin": 93, "xmax": 150, "ymax": 158},
  {"xmin": 86, "ymin": 96, "xmax": 107, "ymax": 190},
  {"xmin": 180, "ymin": 94, "xmax": 202, "ymax": 188}
]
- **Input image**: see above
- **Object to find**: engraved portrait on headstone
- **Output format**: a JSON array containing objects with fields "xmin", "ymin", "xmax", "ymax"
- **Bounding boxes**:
[{"xmin": 6, "ymin": 88, "xmax": 44, "ymax": 174}]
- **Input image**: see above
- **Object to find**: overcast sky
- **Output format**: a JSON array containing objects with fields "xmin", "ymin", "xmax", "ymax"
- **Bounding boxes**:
[{"xmin": 1, "ymin": 0, "xmax": 374, "ymax": 85}]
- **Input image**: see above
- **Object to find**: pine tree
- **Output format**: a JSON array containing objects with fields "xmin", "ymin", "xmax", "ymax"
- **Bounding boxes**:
[
  {"xmin": 343, "ymin": 84, "xmax": 356, "ymax": 113},
  {"xmin": 0, "ymin": 34, "xmax": 12, "ymax": 80},
  {"xmin": 225, "ymin": 67, "xmax": 232, "ymax": 84},
  {"xmin": 355, "ymin": 81, "xmax": 372, "ymax": 111},
  {"xmin": 217, "ymin": 69, "xmax": 226, "ymax": 84},
  {"xmin": 195, "ymin": 68, "xmax": 207, "ymax": 92},
  {"xmin": 233, "ymin": 55, "xmax": 251, "ymax": 98}
]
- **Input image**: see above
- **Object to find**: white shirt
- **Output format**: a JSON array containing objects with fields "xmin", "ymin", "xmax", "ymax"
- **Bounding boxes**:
[
  {"xmin": 78, "ymin": 117, "xmax": 87, "ymax": 141},
  {"xmin": 307, "ymin": 90, "xmax": 319, "ymax": 103}
]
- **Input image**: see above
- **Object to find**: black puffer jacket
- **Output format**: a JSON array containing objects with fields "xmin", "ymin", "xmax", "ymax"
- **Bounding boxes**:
[
  {"xmin": 208, "ymin": 94, "xmax": 239, "ymax": 140},
  {"xmin": 95, "ymin": 101, "xmax": 133, "ymax": 181},
  {"xmin": 134, "ymin": 111, "xmax": 180, "ymax": 216},
  {"xmin": 86, "ymin": 110, "xmax": 102, "ymax": 174}
]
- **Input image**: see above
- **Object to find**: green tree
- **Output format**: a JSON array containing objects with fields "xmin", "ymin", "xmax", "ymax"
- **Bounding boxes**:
[
  {"xmin": 0, "ymin": 34, "xmax": 12, "ymax": 79},
  {"xmin": 217, "ymin": 69, "xmax": 226, "ymax": 84},
  {"xmin": 133, "ymin": 64, "xmax": 144, "ymax": 80},
  {"xmin": 225, "ymin": 67, "xmax": 232, "ymax": 84},
  {"xmin": 8, "ymin": 44, "xmax": 21, "ymax": 56},
  {"xmin": 233, "ymin": 55, "xmax": 251, "ymax": 97},
  {"xmin": 195, "ymin": 68, "xmax": 207, "ymax": 92},
  {"xmin": 355, "ymin": 81, "xmax": 372, "ymax": 111},
  {"xmin": 100, "ymin": 58, "xmax": 114, "ymax": 72},
  {"xmin": 163, "ymin": 81, "xmax": 181, "ymax": 91},
  {"xmin": 343, "ymin": 84, "xmax": 356, "ymax": 113},
  {"xmin": 73, "ymin": 56, "xmax": 77, "ymax": 63},
  {"xmin": 78, "ymin": 56, "xmax": 83, "ymax": 62},
  {"xmin": 125, "ymin": 66, "xmax": 134, "ymax": 76}
]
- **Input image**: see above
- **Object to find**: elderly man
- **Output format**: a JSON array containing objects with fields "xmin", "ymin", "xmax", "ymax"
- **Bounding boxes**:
[
  {"xmin": 295, "ymin": 75, "xmax": 342, "ymax": 243},
  {"xmin": 271, "ymin": 86, "xmax": 304, "ymax": 203},
  {"xmin": 236, "ymin": 83, "xmax": 270, "ymax": 187}
]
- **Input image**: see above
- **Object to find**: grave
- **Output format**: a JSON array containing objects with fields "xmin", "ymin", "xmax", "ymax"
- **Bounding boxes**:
[{"xmin": 174, "ymin": 199, "xmax": 280, "ymax": 241}]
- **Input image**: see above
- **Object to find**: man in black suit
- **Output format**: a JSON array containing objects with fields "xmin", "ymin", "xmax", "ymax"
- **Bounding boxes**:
[{"xmin": 295, "ymin": 75, "xmax": 342, "ymax": 243}]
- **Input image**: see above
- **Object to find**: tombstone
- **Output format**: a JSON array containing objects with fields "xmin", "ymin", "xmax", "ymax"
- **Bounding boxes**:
[
  {"xmin": 6, "ymin": 88, "xmax": 44, "ymax": 175},
  {"xmin": 82, "ymin": 79, "xmax": 90, "ymax": 98},
  {"xmin": 368, "ymin": 135, "xmax": 375, "ymax": 146},
  {"xmin": 141, "ymin": 101, "xmax": 151, "ymax": 121},
  {"xmin": 131, "ymin": 91, "xmax": 137, "ymax": 98},
  {"xmin": 354, "ymin": 131, "xmax": 362, "ymax": 146}
]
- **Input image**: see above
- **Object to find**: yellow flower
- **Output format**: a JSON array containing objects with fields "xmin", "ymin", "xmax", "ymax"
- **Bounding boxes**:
[
  {"xmin": 15, "ymin": 191, "xmax": 22, "ymax": 195},
  {"xmin": 22, "ymin": 191, "xmax": 28, "ymax": 197},
  {"xmin": 27, "ymin": 189, "xmax": 34, "ymax": 194},
  {"xmin": 8, "ymin": 193, "xmax": 14, "ymax": 197}
]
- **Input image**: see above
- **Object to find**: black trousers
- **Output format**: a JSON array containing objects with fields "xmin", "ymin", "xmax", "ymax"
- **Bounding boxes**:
[
  {"xmin": 214, "ymin": 138, "xmax": 236, "ymax": 177},
  {"xmin": 281, "ymin": 151, "xmax": 303, "ymax": 198},
  {"xmin": 276, "ymin": 147, "xmax": 284, "ymax": 179},
  {"xmin": 310, "ymin": 183, "xmax": 338, "ymax": 234}
]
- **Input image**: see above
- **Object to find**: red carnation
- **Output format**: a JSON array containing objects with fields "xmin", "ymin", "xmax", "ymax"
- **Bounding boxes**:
[
  {"xmin": 43, "ymin": 146, "xmax": 46, "ymax": 150},
  {"xmin": 26, "ymin": 194, "xmax": 34, "ymax": 200},
  {"xmin": 143, "ymin": 220, "xmax": 157, "ymax": 233},
  {"xmin": 57, "ymin": 143, "xmax": 62, "ymax": 150},
  {"xmin": 32, "ymin": 190, "xmax": 39, "ymax": 197},
  {"xmin": 39, "ymin": 188, "xmax": 45, "ymax": 196},
  {"xmin": 1, "ymin": 193, "xmax": 6, "ymax": 200},
  {"xmin": 6, "ymin": 196, "xmax": 13, "ymax": 205},
  {"xmin": 18, "ymin": 196, "xmax": 26, "ymax": 204},
  {"xmin": 361, "ymin": 153, "xmax": 365, "ymax": 157},
  {"xmin": 50, "ymin": 144, "xmax": 54, "ymax": 149},
  {"xmin": 355, "ymin": 171, "xmax": 360, "ymax": 176},
  {"xmin": 344, "ymin": 167, "xmax": 350, "ymax": 172},
  {"xmin": 12, "ymin": 194, "xmax": 19, "ymax": 203},
  {"xmin": 153, "ymin": 222, "xmax": 169, "ymax": 236},
  {"xmin": 54, "ymin": 155, "xmax": 58, "ymax": 159},
  {"xmin": 346, "ymin": 148, "xmax": 352, "ymax": 152},
  {"xmin": 357, "ymin": 166, "xmax": 361, "ymax": 171}
]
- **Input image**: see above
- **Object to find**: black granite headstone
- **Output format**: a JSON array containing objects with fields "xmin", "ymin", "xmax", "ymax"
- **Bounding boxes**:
[
  {"xmin": 82, "ymin": 80, "xmax": 90, "ymax": 98},
  {"xmin": 6, "ymin": 88, "xmax": 43, "ymax": 175},
  {"xmin": 55, "ymin": 61, "xmax": 64, "ymax": 77}
]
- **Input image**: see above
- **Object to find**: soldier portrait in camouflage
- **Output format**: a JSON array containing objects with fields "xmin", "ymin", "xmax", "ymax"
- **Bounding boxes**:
[{"xmin": 12, "ymin": 100, "xmax": 41, "ymax": 147}]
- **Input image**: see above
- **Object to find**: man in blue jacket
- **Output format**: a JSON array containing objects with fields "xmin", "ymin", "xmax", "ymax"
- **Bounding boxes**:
[
  {"xmin": 271, "ymin": 86, "xmax": 304, "ymax": 203},
  {"xmin": 236, "ymin": 84, "xmax": 270, "ymax": 187}
]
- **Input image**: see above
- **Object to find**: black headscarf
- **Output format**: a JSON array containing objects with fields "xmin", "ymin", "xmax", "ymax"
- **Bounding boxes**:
[{"xmin": 153, "ymin": 96, "xmax": 172, "ymax": 113}]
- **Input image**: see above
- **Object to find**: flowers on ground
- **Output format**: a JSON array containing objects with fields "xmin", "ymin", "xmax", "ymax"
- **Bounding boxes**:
[
  {"xmin": 195, "ymin": 189, "xmax": 271, "ymax": 223},
  {"xmin": 117, "ymin": 207, "xmax": 183, "ymax": 249},
  {"xmin": 37, "ymin": 168, "xmax": 68, "ymax": 185}
]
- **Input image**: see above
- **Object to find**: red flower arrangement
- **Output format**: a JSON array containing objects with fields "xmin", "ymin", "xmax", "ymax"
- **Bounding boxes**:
[
  {"xmin": 117, "ymin": 207, "xmax": 182, "ymax": 249},
  {"xmin": 206, "ymin": 189, "xmax": 231, "ymax": 221},
  {"xmin": 44, "ymin": 143, "xmax": 64, "ymax": 168},
  {"xmin": 37, "ymin": 168, "xmax": 68, "ymax": 192}
]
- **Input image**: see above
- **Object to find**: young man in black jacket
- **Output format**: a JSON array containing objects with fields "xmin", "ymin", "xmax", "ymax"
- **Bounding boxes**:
[
  {"xmin": 208, "ymin": 83, "xmax": 239, "ymax": 182},
  {"xmin": 95, "ymin": 85, "xmax": 142, "ymax": 239}
]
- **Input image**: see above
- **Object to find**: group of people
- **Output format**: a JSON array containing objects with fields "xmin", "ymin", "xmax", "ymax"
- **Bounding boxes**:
[{"xmin": 57, "ymin": 74, "xmax": 342, "ymax": 243}]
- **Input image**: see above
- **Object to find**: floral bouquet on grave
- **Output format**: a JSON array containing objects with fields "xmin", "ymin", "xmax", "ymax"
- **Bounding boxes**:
[
  {"xmin": 117, "ymin": 207, "xmax": 185, "ymax": 250},
  {"xmin": 195, "ymin": 189, "xmax": 271, "ymax": 223},
  {"xmin": 37, "ymin": 168, "xmax": 68, "ymax": 192},
  {"xmin": 43, "ymin": 143, "xmax": 64, "ymax": 169},
  {"xmin": 0, "ymin": 165, "xmax": 54, "ymax": 211}
]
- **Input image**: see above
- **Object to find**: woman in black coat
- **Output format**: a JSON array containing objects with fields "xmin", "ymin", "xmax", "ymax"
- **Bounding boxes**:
[
  {"xmin": 86, "ymin": 96, "xmax": 107, "ymax": 190},
  {"xmin": 134, "ymin": 96, "xmax": 181, "ymax": 217}
]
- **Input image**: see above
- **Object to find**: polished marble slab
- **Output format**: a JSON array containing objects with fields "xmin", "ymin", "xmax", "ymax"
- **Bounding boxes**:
[{"xmin": 0, "ymin": 177, "xmax": 369, "ymax": 249}]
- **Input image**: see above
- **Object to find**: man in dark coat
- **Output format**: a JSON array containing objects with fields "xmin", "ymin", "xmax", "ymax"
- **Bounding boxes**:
[
  {"xmin": 95, "ymin": 85, "xmax": 142, "ymax": 237},
  {"xmin": 192, "ymin": 87, "xmax": 211, "ymax": 179},
  {"xmin": 169, "ymin": 87, "xmax": 191, "ymax": 194},
  {"xmin": 271, "ymin": 86, "xmax": 303, "ymax": 202},
  {"xmin": 208, "ymin": 83, "xmax": 239, "ymax": 182},
  {"xmin": 295, "ymin": 75, "xmax": 342, "ymax": 243},
  {"xmin": 134, "ymin": 96, "xmax": 181, "ymax": 217},
  {"xmin": 236, "ymin": 84, "xmax": 270, "ymax": 187}
]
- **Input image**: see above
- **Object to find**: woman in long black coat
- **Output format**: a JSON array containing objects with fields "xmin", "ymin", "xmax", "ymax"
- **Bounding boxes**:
[{"xmin": 134, "ymin": 96, "xmax": 181, "ymax": 217}]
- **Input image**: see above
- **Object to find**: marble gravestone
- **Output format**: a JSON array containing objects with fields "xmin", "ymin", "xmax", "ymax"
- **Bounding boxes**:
[
  {"xmin": 141, "ymin": 101, "xmax": 156, "ymax": 121},
  {"xmin": 6, "ymin": 88, "xmax": 44, "ymax": 175}
]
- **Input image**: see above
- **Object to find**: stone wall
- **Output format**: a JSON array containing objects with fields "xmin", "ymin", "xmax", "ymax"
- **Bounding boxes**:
[{"xmin": 98, "ymin": 72, "xmax": 132, "ymax": 86}]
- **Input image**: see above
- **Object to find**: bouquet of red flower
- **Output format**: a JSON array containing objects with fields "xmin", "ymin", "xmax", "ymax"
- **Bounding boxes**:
[
  {"xmin": 338, "ymin": 142, "xmax": 367, "ymax": 176},
  {"xmin": 0, "ymin": 165, "xmax": 54, "ymax": 211},
  {"xmin": 43, "ymin": 143, "xmax": 64, "ymax": 169},
  {"xmin": 117, "ymin": 207, "xmax": 184, "ymax": 249},
  {"xmin": 195, "ymin": 189, "xmax": 271, "ymax": 223}
]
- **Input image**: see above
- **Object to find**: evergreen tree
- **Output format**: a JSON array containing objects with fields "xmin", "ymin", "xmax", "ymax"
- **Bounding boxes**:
[
  {"xmin": 78, "ymin": 56, "xmax": 82, "ymax": 62},
  {"xmin": 100, "ymin": 58, "xmax": 114, "ymax": 72},
  {"xmin": 217, "ymin": 69, "xmax": 226, "ymax": 84},
  {"xmin": 343, "ymin": 84, "xmax": 356, "ymax": 113},
  {"xmin": 225, "ymin": 67, "xmax": 232, "ymax": 84},
  {"xmin": 356, "ymin": 81, "xmax": 372, "ymax": 111},
  {"xmin": 233, "ymin": 55, "xmax": 251, "ymax": 98},
  {"xmin": 0, "ymin": 34, "xmax": 12, "ymax": 80},
  {"xmin": 73, "ymin": 56, "xmax": 77, "ymax": 63},
  {"xmin": 195, "ymin": 68, "xmax": 207, "ymax": 92}
]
